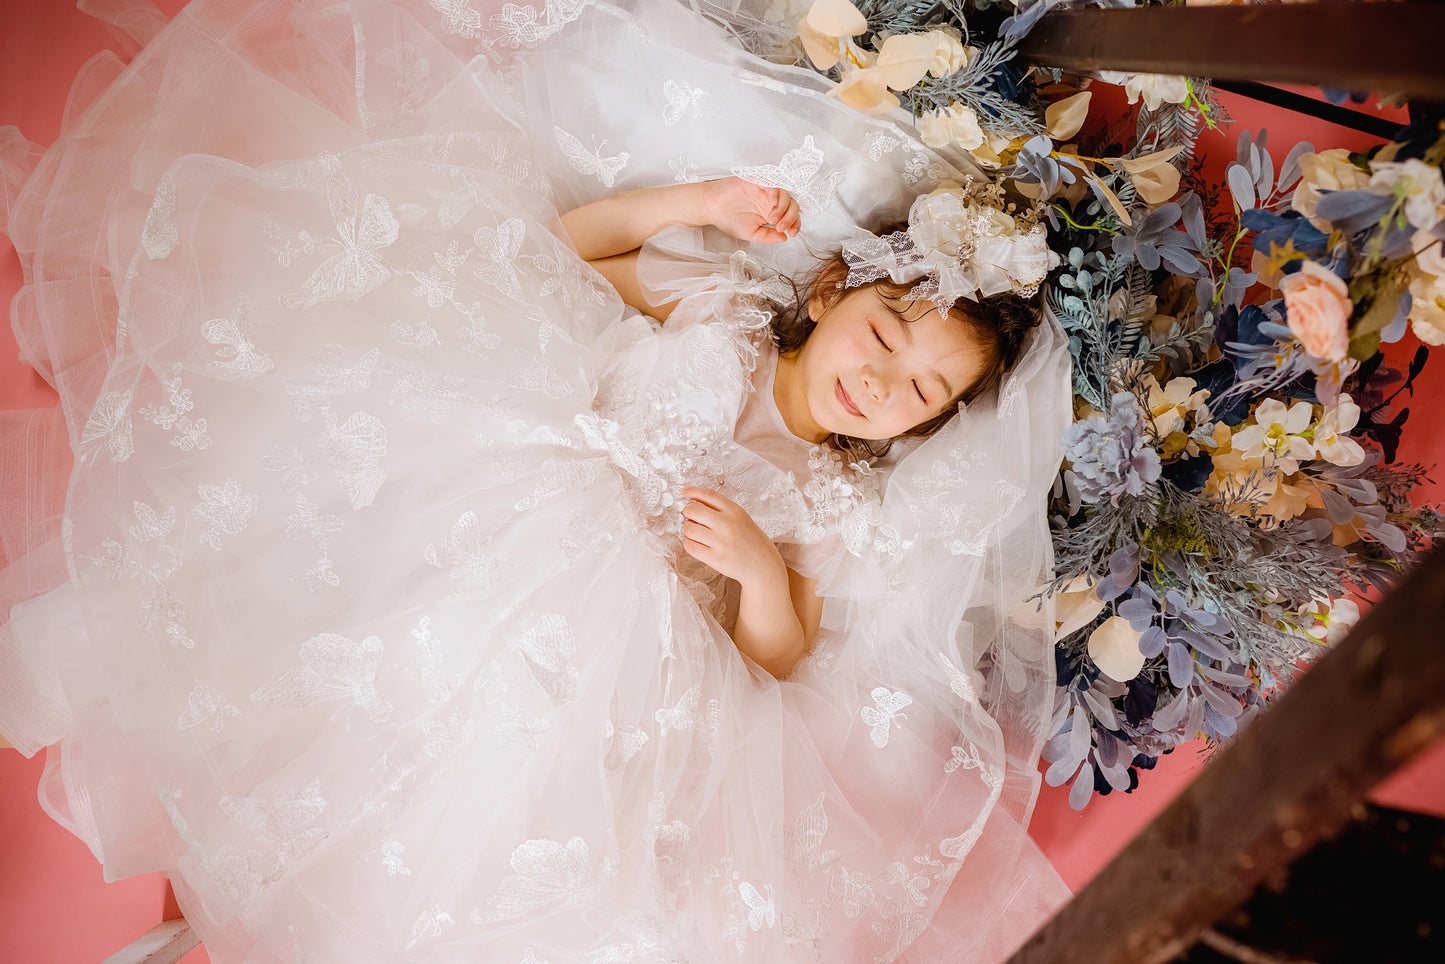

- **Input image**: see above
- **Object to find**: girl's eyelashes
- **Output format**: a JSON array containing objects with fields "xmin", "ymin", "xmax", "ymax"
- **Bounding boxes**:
[{"xmin": 871, "ymin": 322, "xmax": 928, "ymax": 404}]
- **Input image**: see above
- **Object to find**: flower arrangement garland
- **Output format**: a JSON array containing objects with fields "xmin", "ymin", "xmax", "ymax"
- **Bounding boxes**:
[{"xmin": 750, "ymin": 0, "xmax": 1445, "ymax": 806}]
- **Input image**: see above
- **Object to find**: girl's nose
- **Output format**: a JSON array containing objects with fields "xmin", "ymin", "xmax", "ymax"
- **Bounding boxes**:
[{"xmin": 861, "ymin": 367, "xmax": 886, "ymax": 403}]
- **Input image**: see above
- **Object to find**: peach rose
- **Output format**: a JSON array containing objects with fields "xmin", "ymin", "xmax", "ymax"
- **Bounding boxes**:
[{"xmin": 1280, "ymin": 260, "xmax": 1352, "ymax": 361}]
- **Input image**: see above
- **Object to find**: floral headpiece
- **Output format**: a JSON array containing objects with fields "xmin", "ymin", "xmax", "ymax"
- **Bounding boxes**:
[{"xmin": 841, "ymin": 184, "xmax": 1060, "ymax": 311}]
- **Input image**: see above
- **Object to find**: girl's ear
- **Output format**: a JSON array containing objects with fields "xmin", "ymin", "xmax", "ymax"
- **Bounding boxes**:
[
  {"xmin": 809, "ymin": 258, "xmax": 848, "ymax": 320},
  {"xmin": 808, "ymin": 286, "xmax": 826, "ymax": 321}
]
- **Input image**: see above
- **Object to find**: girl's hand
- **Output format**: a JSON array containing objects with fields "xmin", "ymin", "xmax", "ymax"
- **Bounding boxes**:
[
  {"xmin": 699, "ymin": 177, "xmax": 801, "ymax": 245},
  {"xmin": 681, "ymin": 486, "xmax": 786, "ymax": 587}
]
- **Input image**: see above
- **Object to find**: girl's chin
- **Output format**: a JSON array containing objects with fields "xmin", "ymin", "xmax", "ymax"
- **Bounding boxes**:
[{"xmin": 826, "ymin": 420, "xmax": 891, "ymax": 442}]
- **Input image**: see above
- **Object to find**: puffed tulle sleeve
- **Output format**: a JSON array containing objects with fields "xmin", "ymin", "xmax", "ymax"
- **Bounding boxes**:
[{"xmin": 0, "ymin": 2, "xmax": 1074, "ymax": 962}]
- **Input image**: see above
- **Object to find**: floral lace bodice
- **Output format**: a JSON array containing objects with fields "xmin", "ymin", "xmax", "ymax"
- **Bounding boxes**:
[{"xmin": 581, "ymin": 229, "xmax": 885, "ymax": 616}]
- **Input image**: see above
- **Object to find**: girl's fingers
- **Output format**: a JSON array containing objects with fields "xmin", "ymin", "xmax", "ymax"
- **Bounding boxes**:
[
  {"xmin": 682, "ymin": 520, "xmax": 711, "ymax": 545},
  {"xmin": 765, "ymin": 194, "xmax": 800, "ymax": 241},
  {"xmin": 684, "ymin": 532, "xmax": 718, "ymax": 558},
  {"xmin": 681, "ymin": 486, "xmax": 726, "ymax": 509},
  {"xmin": 767, "ymin": 189, "xmax": 789, "ymax": 219},
  {"xmin": 780, "ymin": 197, "xmax": 802, "ymax": 236}
]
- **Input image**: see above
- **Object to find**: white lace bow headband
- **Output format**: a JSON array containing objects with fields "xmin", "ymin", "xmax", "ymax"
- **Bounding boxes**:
[{"xmin": 840, "ymin": 185, "xmax": 1060, "ymax": 311}]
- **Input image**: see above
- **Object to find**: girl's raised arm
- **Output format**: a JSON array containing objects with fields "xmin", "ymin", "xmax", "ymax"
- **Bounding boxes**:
[{"xmin": 559, "ymin": 178, "xmax": 800, "ymax": 322}]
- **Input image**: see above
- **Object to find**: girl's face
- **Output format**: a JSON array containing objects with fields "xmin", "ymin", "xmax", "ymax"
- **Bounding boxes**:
[{"xmin": 785, "ymin": 285, "xmax": 988, "ymax": 442}]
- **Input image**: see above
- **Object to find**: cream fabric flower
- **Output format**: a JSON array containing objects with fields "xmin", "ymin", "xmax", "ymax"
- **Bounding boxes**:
[
  {"xmin": 1408, "ymin": 235, "xmax": 1445, "ymax": 346},
  {"xmin": 1370, "ymin": 158, "xmax": 1445, "ymax": 231},
  {"xmin": 1260, "ymin": 475, "xmax": 1313, "ymax": 527},
  {"xmin": 1291, "ymin": 149, "xmax": 1372, "ymax": 231},
  {"xmin": 841, "ymin": 187, "xmax": 1059, "ymax": 307},
  {"xmin": 1142, "ymin": 374, "xmax": 1210, "ymax": 440},
  {"xmin": 1206, "ymin": 437, "xmax": 1308, "ymax": 527},
  {"xmin": 1233, "ymin": 399, "xmax": 1316, "ymax": 474},
  {"xmin": 1291, "ymin": 596, "xmax": 1362, "ymax": 645},
  {"xmin": 1408, "ymin": 274, "xmax": 1445, "ymax": 345},
  {"xmin": 1205, "ymin": 423, "xmax": 1263, "ymax": 503},
  {"xmin": 922, "ymin": 26, "xmax": 969, "ymax": 78},
  {"xmin": 1312, "ymin": 394, "xmax": 1365, "ymax": 467},
  {"xmin": 919, "ymin": 102, "xmax": 985, "ymax": 151},
  {"xmin": 1097, "ymin": 71, "xmax": 1190, "ymax": 111},
  {"xmin": 1325, "ymin": 598, "xmax": 1361, "ymax": 645},
  {"xmin": 1416, "ymin": 234, "xmax": 1445, "ymax": 278}
]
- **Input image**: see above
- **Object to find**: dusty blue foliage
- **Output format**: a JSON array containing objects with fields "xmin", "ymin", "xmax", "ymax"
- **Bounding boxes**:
[
  {"xmin": 1111, "ymin": 202, "xmax": 1205, "ymax": 276},
  {"xmin": 1010, "ymin": 134, "xmax": 1076, "ymax": 195}
]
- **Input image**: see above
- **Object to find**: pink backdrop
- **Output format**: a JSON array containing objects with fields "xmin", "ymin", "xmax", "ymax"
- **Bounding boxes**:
[{"xmin": 1, "ymin": 2, "xmax": 1441, "ymax": 961}]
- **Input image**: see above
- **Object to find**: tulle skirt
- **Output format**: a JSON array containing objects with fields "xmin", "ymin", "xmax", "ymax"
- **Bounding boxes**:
[{"xmin": 0, "ymin": 2, "xmax": 1070, "ymax": 960}]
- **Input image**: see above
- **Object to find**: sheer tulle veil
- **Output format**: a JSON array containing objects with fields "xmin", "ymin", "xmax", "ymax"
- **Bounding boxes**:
[{"xmin": 0, "ymin": 0, "xmax": 1074, "ymax": 960}]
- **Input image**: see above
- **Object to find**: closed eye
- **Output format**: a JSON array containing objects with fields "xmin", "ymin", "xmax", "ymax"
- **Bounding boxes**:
[
  {"xmin": 871, "ymin": 325, "xmax": 891, "ymax": 352},
  {"xmin": 914, "ymin": 381, "xmax": 927, "ymax": 404}
]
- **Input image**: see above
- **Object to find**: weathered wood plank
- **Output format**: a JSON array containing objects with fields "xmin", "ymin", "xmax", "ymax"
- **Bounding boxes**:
[
  {"xmin": 1017, "ymin": 5, "xmax": 1445, "ymax": 100},
  {"xmin": 1008, "ymin": 548, "xmax": 1445, "ymax": 964},
  {"xmin": 101, "ymin": 918, "xmax": 199, "ymax": 964}
]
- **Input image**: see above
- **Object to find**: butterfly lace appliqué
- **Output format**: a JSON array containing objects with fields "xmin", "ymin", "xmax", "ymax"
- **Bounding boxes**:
[
  {"xmin": 662, "ymin": 79, "xmax": 706, "ymax": 125},
  {"xmin": 80, "ymin": 390, "xmax": 135, "ymax": 464},
  {"xmin": 470, "ymin": 835, "xmax": 602, "ymax": 923},
  {"xmin": 203, "ymin": 297, "xmax": 275, "ymax": 380},
  {"xmin": 554, "ymin": 126, "xmax": 629, "ymax": 188},
  {"xmin": 731, "ymin": 135, "xmax": 845, "ymax": 216},
  {"xmin": 204, "ymin": 780, "xmax": 329, "ymax": 901},
  {"xmin": 859, "ymin": 687, "xmax": 913, "ymax": 748},
  {"xmin": 142, "ymin": 171, "xmax": 179, "ymax": 260},
  {"xmin": 249, "ymin": 631, "xmax": 393, "ymax": 724},
  {"xmin": 276, "ymin": 155, "xmax": 401, "ymax": 311},
  {"xmin": 177, "ymin": 683, "xmax": 242, "ymax": 732}
]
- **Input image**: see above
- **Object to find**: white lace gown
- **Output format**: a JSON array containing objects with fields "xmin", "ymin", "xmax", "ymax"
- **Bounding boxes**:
[{"xmin": 0, "ymin": 1, "xmax": 1074, "ymax": 961}]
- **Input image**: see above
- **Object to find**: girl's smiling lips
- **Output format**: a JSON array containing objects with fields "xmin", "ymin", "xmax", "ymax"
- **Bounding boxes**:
[{"xmin": 836, "ymin": 379, "xmax": 863, "ymax": 418}]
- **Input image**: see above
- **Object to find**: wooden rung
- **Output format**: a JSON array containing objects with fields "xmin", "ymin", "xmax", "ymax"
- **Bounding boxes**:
[
  {"xmin": 1018, "ymin": 4, "xmax": 1445, "ymax": 100},
  {"xmin": 1008, "ymin": 547, "xmax": 1445, "ymax": 964},
  {"xmin": 101, "ymin": 918, "xmax": 199, "ymax": 964}
]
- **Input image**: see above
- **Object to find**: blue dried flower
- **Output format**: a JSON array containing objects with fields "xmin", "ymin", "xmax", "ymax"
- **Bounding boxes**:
[{"xmin": 1063, "ymin": 392, "xmax": 1162, "ymax": 505}]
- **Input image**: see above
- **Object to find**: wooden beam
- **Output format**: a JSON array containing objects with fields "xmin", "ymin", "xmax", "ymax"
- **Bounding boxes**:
[
  {"xmin": 1017, "ymin": 4, "xmax": 1445, "ymax": 101},
  {"xmin": 1007, "ymin": 548, "xmax": 1445, "ymax": 964},
  {"xmin": 101, "ymin": 919, "xmax": 198, "ymax": 964}
]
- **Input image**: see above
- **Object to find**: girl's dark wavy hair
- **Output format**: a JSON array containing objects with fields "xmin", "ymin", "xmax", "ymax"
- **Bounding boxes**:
[{"xmin": 771, "ymin": 225, "xmax": 1042, "ymax": 462}]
